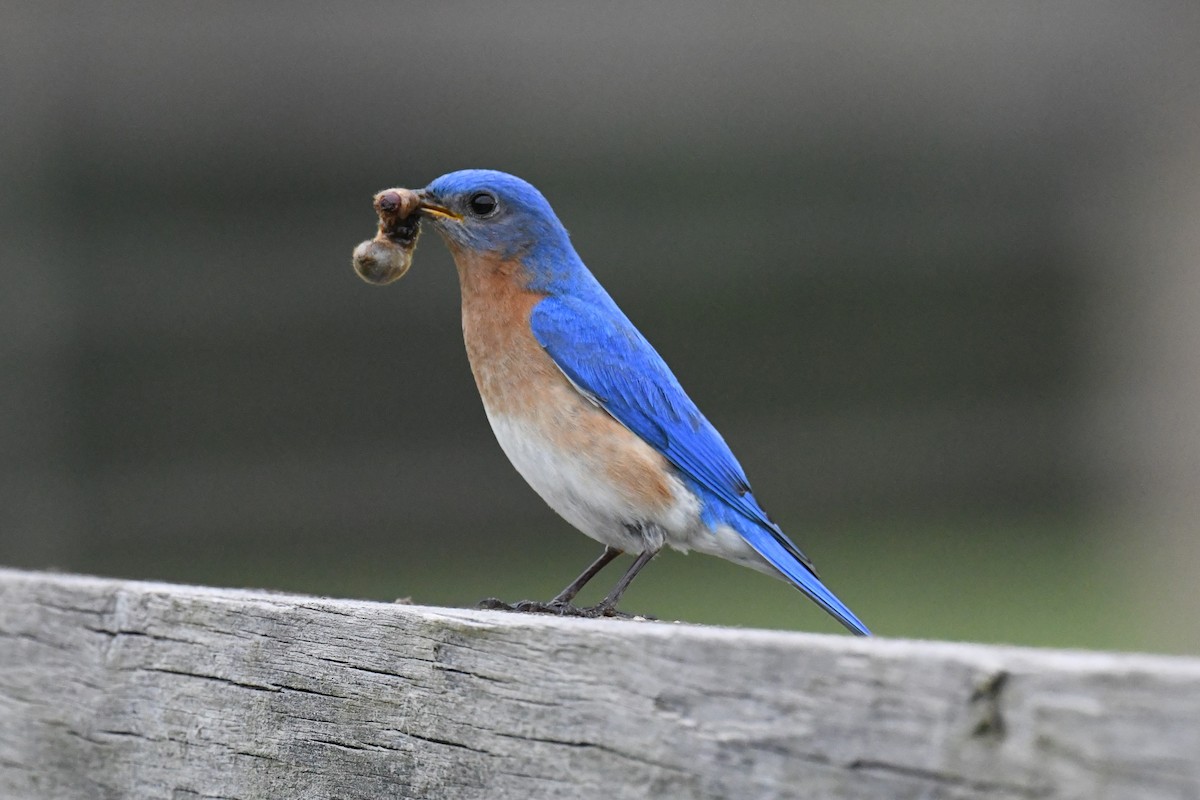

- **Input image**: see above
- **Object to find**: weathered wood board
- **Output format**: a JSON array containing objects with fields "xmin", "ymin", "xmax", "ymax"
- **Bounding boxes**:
[{"xmin": 1, "ymin": 568, "xmax": 1198, "ymax": 799}]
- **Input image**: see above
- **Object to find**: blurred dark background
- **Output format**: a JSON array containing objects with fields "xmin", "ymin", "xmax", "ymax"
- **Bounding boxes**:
[{"xmin": 3, "ymin": 2, "xmax": 1199, "ymax": 653}]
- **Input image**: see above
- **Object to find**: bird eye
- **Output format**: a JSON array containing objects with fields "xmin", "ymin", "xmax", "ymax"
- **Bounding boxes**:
[{"xmin": 467, "ymin": 191, "xmax": 499, "ymax": 218}]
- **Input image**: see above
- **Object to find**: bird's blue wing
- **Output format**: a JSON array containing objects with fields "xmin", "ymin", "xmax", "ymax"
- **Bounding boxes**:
[{"xmin": 530, "ymin": 294, "xmax": 870, "ymax": 636}]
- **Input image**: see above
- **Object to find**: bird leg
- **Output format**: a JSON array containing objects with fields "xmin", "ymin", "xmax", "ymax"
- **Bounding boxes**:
[
  {"xmin": 551, "ymin": 545, "xmax": 622, "ymax": 604},
  {"xmin": 577, "ymin": 547, "xmax": 659, "ymax": 617},
  {"xmin": 478, "ymin": 545, "xmax": 658, "ymax": 619}
]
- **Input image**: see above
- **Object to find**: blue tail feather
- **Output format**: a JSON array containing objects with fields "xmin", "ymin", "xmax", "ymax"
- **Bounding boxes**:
[{"xmin": 735, "ymin": 520, "xmax": 872, "ymax": 636}]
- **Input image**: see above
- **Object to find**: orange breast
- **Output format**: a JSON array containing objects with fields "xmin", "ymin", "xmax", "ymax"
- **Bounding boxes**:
[{"xmin": 451, "ymin": 246, "xmax": 677, "ymax": 511}]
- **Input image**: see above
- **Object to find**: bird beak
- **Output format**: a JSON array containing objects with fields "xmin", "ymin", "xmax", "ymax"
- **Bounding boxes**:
[{"xmin": 417, "ymin": 193, "xmax": 462, "ymax": 222}]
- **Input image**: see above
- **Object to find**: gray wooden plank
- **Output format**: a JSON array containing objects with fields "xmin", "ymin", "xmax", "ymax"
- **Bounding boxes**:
[{"xmin": 1, "ymin": 568, "xmax": 1197, "ymax": 800}]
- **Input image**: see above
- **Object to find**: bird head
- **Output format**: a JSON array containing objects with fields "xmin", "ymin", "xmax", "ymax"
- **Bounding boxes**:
[{"xmin": 414, "ymin": 170, "xmax": 581, "ymax": 286}]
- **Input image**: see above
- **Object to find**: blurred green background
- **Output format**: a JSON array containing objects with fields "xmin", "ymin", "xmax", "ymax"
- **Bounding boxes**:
[{"xmin": 3, "ymin": 3, "xmax": 1199, "ymax": 654}]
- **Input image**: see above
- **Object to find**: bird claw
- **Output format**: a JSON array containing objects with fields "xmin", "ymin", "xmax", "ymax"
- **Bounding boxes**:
[{"xmin": 476, "ymin": 598, "xmax": 653, "ymax": 620}]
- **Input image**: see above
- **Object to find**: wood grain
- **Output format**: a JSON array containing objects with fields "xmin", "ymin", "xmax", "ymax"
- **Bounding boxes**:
[{"xmin": 1, "ymin": 568, "xmax": 1197, "ymax": 799}]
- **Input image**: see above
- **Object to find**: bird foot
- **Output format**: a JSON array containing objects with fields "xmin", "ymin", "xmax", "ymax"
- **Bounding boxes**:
[{"xmin": 476, "ymin": 598, "xmax": 652, "ymax": 620}]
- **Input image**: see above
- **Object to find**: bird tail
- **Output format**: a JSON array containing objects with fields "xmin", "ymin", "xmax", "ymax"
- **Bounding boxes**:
[{"xmin": 737, "ymin": 521, "xmax": 871, "ymax": 636}]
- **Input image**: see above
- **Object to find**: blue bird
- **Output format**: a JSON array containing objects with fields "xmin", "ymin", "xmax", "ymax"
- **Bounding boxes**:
[{"xmin": 400, "ymin": 169, "xmax": 869, "ymax": 635}]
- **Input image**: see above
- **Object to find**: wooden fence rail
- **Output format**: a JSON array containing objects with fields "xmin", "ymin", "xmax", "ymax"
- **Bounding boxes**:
[{"xmin": 1, "ymin": 568, "xmax": 1198, "ymax": 799}]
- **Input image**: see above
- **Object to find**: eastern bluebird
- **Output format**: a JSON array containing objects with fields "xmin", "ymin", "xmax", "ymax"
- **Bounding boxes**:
[{"xmin": 360, "ymin": 169, "xmax": 870, "ymax": 636}]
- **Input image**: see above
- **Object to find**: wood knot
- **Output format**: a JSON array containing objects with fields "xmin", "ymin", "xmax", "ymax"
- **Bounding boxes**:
[{"xmin": 968, "ymin": 669, "xmax": 1009, "ymax": 741}]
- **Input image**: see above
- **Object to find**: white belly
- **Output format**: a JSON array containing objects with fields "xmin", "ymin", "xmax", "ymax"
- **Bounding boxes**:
[{"xmin": 485, "ymin": 411, "xmax": 703, "ymax": 554}]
